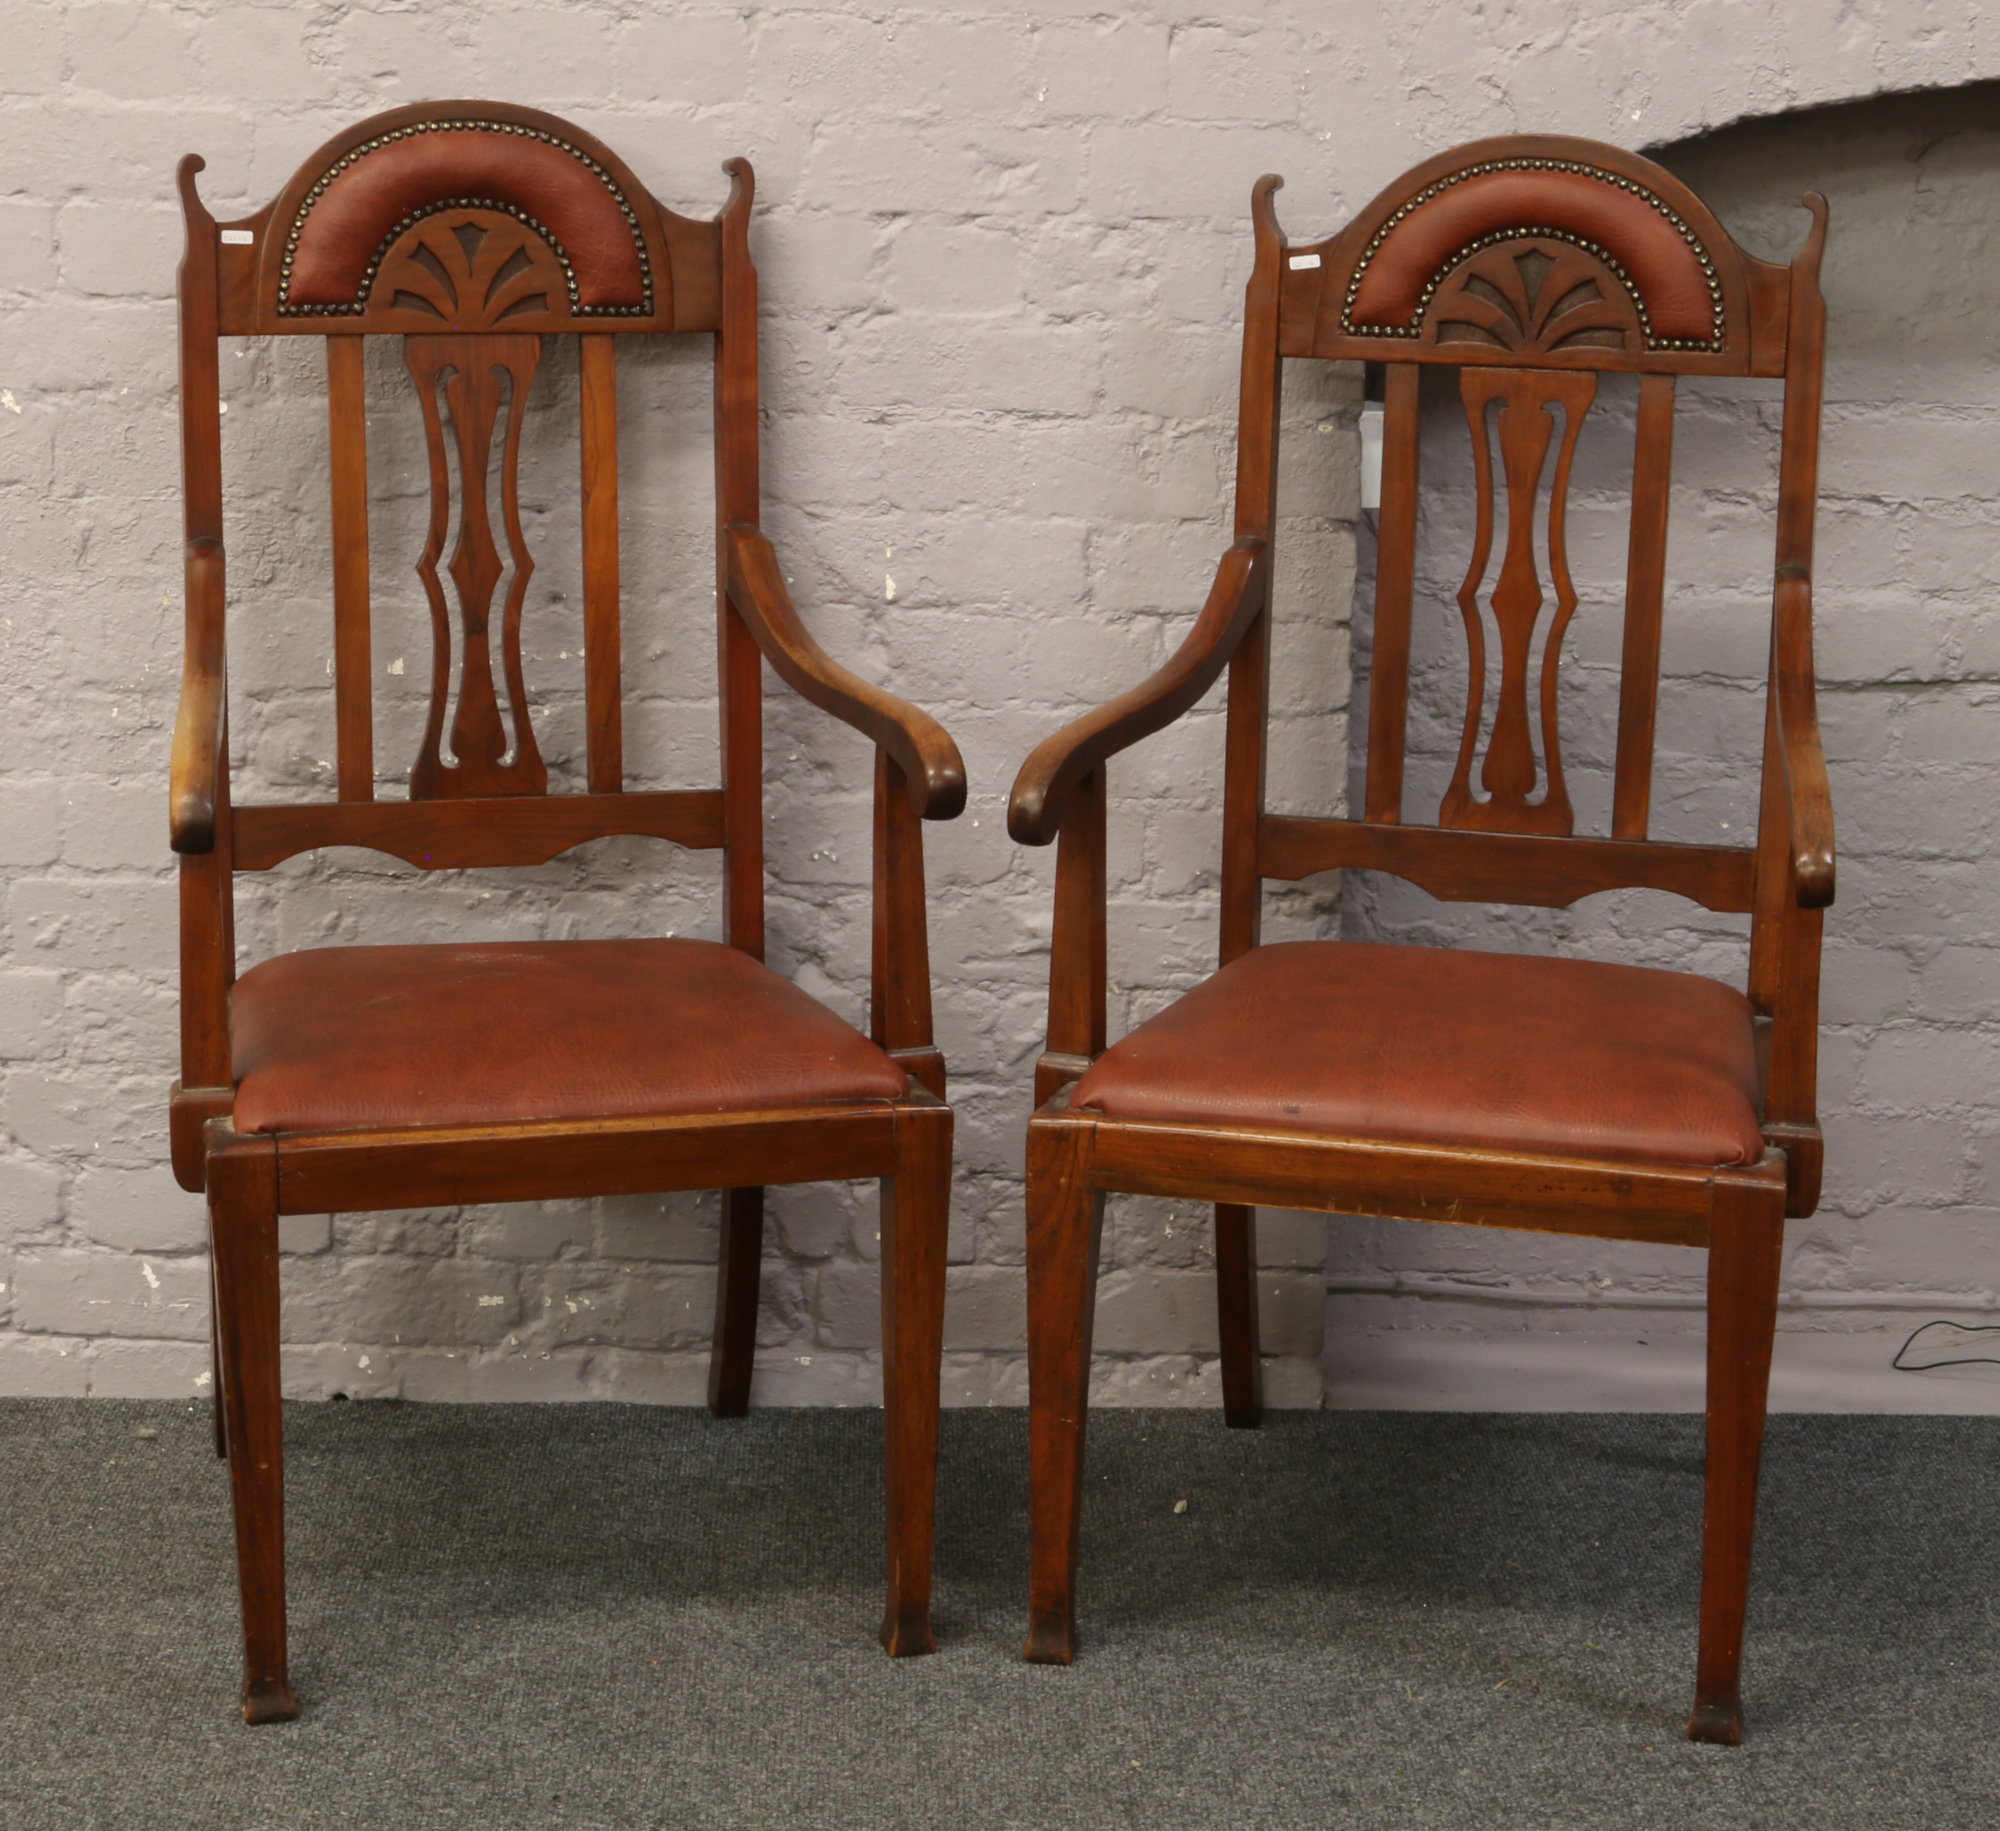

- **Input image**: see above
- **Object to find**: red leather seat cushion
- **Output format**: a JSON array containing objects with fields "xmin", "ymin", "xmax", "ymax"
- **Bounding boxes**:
[
  {"xmin": 1072, "ymin": 941, "xmax": 1763, "ymax": 1168},
  {"xmin": 230, "ymin": 939, "xmax": 908, "ymax": 1135}
]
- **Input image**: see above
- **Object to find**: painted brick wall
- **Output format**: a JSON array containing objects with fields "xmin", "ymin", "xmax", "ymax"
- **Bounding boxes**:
[{"xmin": 1, "ymin": 4, "xmax": 1996, "ymax": 1412}]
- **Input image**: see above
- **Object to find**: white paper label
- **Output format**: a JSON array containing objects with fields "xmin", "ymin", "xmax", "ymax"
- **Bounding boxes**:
[
  {"xmin": 1287, "ymin": 253, "xmax": 1321, "ymax": 270},
  {"xmin": 220, "ymin": 229, "xmax": 255, "ymax": 246}
]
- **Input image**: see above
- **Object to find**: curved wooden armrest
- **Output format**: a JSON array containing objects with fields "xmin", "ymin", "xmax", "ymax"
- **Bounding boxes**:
[
  {"xmin": 1772, "ymin": 570, "xmax": 1834, "ymax": 908},
  {"xmin": 1007, "ymin": 537, "xmax": 1268, "ymax": 846},
  {"xmin": 170, "ymin": 537, "xmax": 226, "ymax": 855},
  {"xmin": 724, "ymin": 525, "xmax": 966, "ymax": 821}
]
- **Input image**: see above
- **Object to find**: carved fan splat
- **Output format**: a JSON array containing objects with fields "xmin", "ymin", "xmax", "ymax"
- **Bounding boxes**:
[
  {"xmin": 405, "ymin": 332, "xmax": 548, "ymax": 799},
  {"xmin": 1439, "ymin": 366, "xmax": 1597, "ymax": 836},
  {"xmin": 375, "ymin": 209, "xmax": 575, "ymax": 331},
  {"xmin": 1427, "ymin": 239, "xmax": 1645, "ymax": 357}
]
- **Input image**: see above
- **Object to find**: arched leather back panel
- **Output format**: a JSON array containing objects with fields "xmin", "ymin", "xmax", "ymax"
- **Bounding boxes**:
[
  {"xmin": 1284, "ymin": 136, "xmax": 1788, "ymax": 376},
  {"xmin": 210, "ymin": 101, "xmax": 722, "ymax": 334},
  {"xmin": 283, "ymin": 121, "xmax": 650, "ymax": 317},
  {"xmin": 1349, "ymin": 161, "xmax": 1719, "ymax": 349}
]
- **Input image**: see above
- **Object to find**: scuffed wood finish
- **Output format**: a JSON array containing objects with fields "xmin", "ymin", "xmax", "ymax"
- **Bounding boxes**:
[
  {"xmin": 579, "ymin": 334, "xmax": 623, "ymax": 793},
  {"xmin": 1439, "ymin": 365, "xmax": 1595, "ymax": 836},
  {"xmin": 326, "ymin": 336, "xmax": 374, "ymax": 801},
  {"xmin": 1008, "ymin": 144, "xmax": 1836, "ymax": 1744},
  {"xmin": 406, "ymin": 332, "xmax": 548, "ymax": 799},
  {"xmin": 174, "ymin": 115, "xmax": 964, "ymax": 1720}
]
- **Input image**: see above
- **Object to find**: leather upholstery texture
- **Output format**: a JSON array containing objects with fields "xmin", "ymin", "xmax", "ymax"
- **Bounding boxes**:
[
  {"xmin": 1072, "ymin": 940, "xmax": 1764, "ymax": 1168},
  {"xmin": 1351, "ymin": 167, "xmax": 1716, "ymax": 343},
  {"xmin": 287, "ymin": 127, "xmax": 647, "ymax": 310},
  {"xmin": 231, "ymin": 939, "xmax": 908, "ymax": 1135}
]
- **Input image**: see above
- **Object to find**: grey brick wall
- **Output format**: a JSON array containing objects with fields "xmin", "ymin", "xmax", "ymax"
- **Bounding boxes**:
[{"xmin": 0, "ymin": 4, "xmax": 1995, "ymax": 1412}]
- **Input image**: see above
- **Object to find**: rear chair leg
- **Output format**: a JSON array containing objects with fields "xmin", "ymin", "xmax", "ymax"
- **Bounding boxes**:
[
  {"xmin": 1214, "ymin": 1202, "xmax": 1263, "ymax": 1428},
  {"xmin": 1688, "ymin": 1167, "xmax": 1786, "ymax": 1745},
  {"xmin": 1025, "ymin": 1115, "xmax": 1103, "ymax": 1665},
  {"xmin": 707, "ymin": 1186, "xmax": 765, "ymax": 1418},
  {"xmin": 879, "ymin": 1101, "xmax": 951, "ymax": 1655},
  {"xmin": 208, "ymin": 1132, "xmax": 297, "ymax": 1724}
]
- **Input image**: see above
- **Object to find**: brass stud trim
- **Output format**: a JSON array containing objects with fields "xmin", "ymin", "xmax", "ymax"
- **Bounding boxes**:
[
  {"xmin": 276, "ymin": 118, "xmax": 652, "ymax": 319},
  {"xmin": 1339, "ymin": 158, "xmax": 1725, "ymax": 354}
]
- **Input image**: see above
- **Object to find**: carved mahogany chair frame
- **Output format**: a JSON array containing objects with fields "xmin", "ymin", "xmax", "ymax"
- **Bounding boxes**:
[
  {"xmin": 170, "ymin": 102, "xmax": 965, "ymax": 1722},
  {"xmin": 1008, "ymin": 136, "xmax": 1832, "ymax": 1744}
]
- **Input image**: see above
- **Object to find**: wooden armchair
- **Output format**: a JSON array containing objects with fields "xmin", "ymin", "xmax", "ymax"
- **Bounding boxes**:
[
  {"xmin": 1008, "ymin": 136, "xmax": 1831, "ymax": 1745},
  {"xmin": 171, "ymin": 102, "xmax": 965, "ymax": 1722}
]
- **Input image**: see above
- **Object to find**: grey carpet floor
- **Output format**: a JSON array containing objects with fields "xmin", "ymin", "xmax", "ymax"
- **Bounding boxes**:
[{"xmin": 1, "ymin": 1402, "xmax": 1995, "ymax": 1830}]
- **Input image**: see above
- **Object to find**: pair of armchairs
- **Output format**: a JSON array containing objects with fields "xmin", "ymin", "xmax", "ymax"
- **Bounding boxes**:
[{"xmin": 171, "ymin": 105, "xmax": 1831, "ymax": 1747}]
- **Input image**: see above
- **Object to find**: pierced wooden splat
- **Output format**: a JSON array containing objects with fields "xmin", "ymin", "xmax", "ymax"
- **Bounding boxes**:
[
  {"xmin": 1439, "ymin": 365, "xmax": 1596, "ymax": 836},
  {"xmin": 405, "ymin": 332, "xmax": 548, "ymax": 800},
  {"xmin": 1426, "ymin": 238, "xmax": 1645, "ymax": 358},
  {"xmin": 376, "ymin": 209, "xmax": 575, "ymax": 332}
]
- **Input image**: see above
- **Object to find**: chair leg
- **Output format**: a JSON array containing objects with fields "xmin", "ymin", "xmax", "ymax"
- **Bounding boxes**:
[
  {"xmin": 1025, "ymin": 1114, "xmax": 1103, "ymax": 1665},
  {"xmin": 707, "ymin": 1186, "xmax": 765, "ymax": 1417},
  {"xmin": 879, "ymin": 1101, "xmax": 951, "ymax": 1656},
  {"xmin": 1688, "ymin": 1167, "xmax": 1786, "ymax": 1746},
  {"xmin": 207, "ymin": 1134, "xmax": 297, "ymax": 1725},
  {"xmin": 1214, "ymin": 1202, "xmax": 1263, "ymax": 1428}
]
